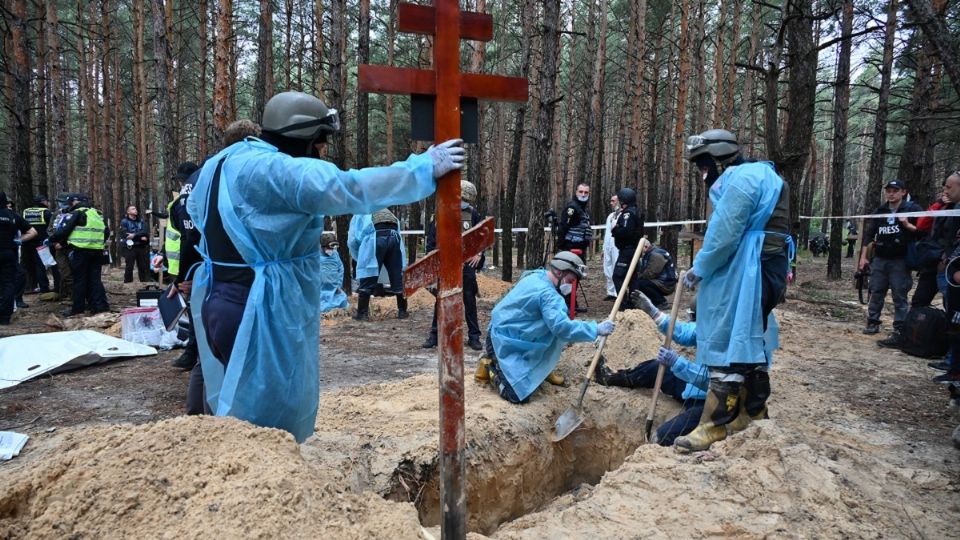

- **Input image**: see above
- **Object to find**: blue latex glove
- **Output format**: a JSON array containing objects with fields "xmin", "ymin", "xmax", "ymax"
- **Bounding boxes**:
[
  {"xmin": 656, "ymin": 346, "xmax": 678, "ymax": 368},
  {"xmin": 427, "ymin": 139, "xmax": 466, "ymax": 178},
  {"xmin": 682, "ymin": 271, "xmax": 701, "ymax": 291},
  {"xmin": 597, "ymin": 319, "xmax": 616, "ymax": 336}
]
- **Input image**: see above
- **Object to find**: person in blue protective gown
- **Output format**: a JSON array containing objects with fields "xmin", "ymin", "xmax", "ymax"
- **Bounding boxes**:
[
  {"xmin": 594, "ymin": 290, "xmax": 779, "ymax": 446},
  {"xmin": 348, "ymin": 208, "xmax": 408, "ymax": 320},
  {"xmin": 318, "ymin": 231, "xmax": 348, "ymax": 312},
  {"xmin": 476, "ymin": 251, "xmax": 618, "ymax": 403},
  {"xmin": 186, "ymin": 91, "xmax": 465, "ymax": 442},
  {"xmin": 672, "ymin": 128, "xmax": 791, "ymax": 452}
]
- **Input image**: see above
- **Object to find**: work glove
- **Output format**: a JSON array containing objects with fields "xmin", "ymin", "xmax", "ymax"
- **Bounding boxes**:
[
  {"xmin": 427, "ymin": 139, "xmax": 466, "ymax": 178},
  {"xmin": 597, "ymin": 319, "xmax": 616, "ymax": 336},
  {"xmin": 630, "ymin": 290, "xmax": 659, "ymax": 319},
  {"xmin": 682, "ymin": 271, "xmax": 701, "ymax": 291},
  {"xmin": 656, "ymin": 346, "xmax": 678, "ymax": 369}
]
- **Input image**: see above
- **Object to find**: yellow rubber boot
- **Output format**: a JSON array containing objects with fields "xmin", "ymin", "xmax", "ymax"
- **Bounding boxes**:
[
  {"xmin": 674, "ymin": 380, "xmax": 740, "ymax": 453},
  {"xmin": 474, "ymin": 357, "xmax": 493, "ymax": 383},
  {"xmin": 546, "ymin": 369, "xmax": 565, "ymax": 386}
]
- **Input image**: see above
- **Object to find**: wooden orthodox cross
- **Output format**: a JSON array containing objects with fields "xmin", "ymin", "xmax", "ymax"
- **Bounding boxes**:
[{"xmin": 358, "ymin": 1, "xmax": 527, "ymax": 538}]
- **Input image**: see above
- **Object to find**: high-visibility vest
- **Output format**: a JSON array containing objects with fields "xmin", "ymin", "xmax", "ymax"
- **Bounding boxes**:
[
  {"xmin": 67, "ymin": 207, "xmax": 106, "ymax": 250},
  {"xmin": 23, "ymin": 207, "xmax": 47, "ymax": 226},
  {"xmin": 164, "ymin": 199, "xmax": 182, "ymax": 276}
]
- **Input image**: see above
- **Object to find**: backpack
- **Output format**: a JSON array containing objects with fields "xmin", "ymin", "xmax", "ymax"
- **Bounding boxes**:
[
  {"xmin": 898, "ymin": 306, "xmax": 949, "ymax": 358},
  {"xmin": 654, "ymin": 248, "xmax": 678, "ymax": 288}
]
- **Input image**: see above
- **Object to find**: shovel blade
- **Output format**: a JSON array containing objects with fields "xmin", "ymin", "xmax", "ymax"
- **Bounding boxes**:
[{"xmin": 551, "ymin": 407, "xmax": 584, "ymax": 442}]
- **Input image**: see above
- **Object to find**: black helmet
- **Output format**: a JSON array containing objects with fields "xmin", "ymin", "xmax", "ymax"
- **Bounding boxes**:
[
  {"xmin": 617, "ymin": 188, "xmax": 637, "ymax": 207},
  {"xmin": 66, "ymin": 193, "xmax": 90, "ymax": 207},
  {"xmin": 33, "ymin": 194, "xmax": 49, "ymax": 205}
]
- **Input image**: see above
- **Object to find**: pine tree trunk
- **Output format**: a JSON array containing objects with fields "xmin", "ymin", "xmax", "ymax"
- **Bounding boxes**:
[
  {"xmin": 329, "ymin": 0, "xmax": 352, "ymax": 290},
  {"xmin": 827, "ymin": 0, "xmax": 853, "ymax": 279},
  {"xmin": 865, "ymin": 0, "xmax": 897, "ymax": 207},
  {"xmin": 284, "ymin": 0, "xmax": 293, "ymax": 89},
  {"xmin": 356, "ymin": 0, "xmax": 370, "ymax": 169},
  {"xmin": 385, "ymin": 0, "xmax": 397, "ymax": 163},
  {"xmin": 254, "ymin": 0, "xmax": 274, "ymax": 124},
  {"xmin": 712, "ymin": 0, "xmax": 729, "ymax": 126},
  {"xmin": 625, "ymin": 0, "xmax": 648, "ymax": 189},
  {"xmin": 9, "ymin": 0, "xmax": 33, "ymax": 208},
  {"xmin": 525, "ymin": 0, "xmax": 561, "ymax": 270},
  {"xmin": 904, "ymin": 0, "xmax": 960, "ymax": 97},
  {"xmin": 587, "ymin": 0, "xmax": 608, "ymax": 222},
  {"xmin": 152, "ymin": 0, "xmax": 178, "ymax": 197},
  {"xmin": 723, "ymin": 0, "xmax": 742, "ymax": 130},
  {"xmin": 501, "ymin": 0, "xmax": 535, "ymax": 281},
  {"xmin": 665, "ymin": 0, "xmax": 692, "ymax": 254},
  {"xmin": 198, "ymin": 0, "xmax": 209, "ymax": 158},
  {"xmin": 45, "ymin": 1, "xmax": 68, "ymax": 196},
  {"xmin": 313, "ymin": 0, "xmax": 326, "ymax": 94},
  {"xmin": 213, "ymin": 0, "xmax": 234, "ymax": 147},
  {"xmin": 100, "ymin": 0, "xmax": 117, "ymax": 231},
  {"xmin": 897, "ymin": 46, "xmax": 934, "ymax": 200}
]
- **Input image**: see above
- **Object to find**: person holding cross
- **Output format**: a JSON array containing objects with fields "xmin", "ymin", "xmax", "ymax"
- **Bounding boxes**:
[{"xmin": 187, "ymin": 91, "xmax": 465, "ymax": 442}]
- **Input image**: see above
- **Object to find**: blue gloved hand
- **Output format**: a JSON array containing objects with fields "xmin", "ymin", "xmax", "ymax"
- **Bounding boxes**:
[
  {"xmin": 656, "ymin": 346, "xmax": 679, "ymax": 368},
  {"xmin": 427, "ymin": 139, "xmax": 466, "ymax": 178},
  {"xmin": 682, "ymin": 271, "xmax": 701, "ymax": 290},
  {"xmin": 597, "ymin": 319, "xmax": 616, "ymax": 336}
]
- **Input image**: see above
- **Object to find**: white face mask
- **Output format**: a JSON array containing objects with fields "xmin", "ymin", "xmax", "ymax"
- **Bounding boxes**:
[
  {"xmin": 576, "ymin": 195, "xmax": 589, "ymax": 203},
  {"xmin": 559, "ymin": 283, "xmax": 573, "ymax": 296}
]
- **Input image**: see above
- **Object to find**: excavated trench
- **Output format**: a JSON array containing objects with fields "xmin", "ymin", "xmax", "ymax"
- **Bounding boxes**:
[{"xmin": 380, "ymin": 405, "xmax": 652, "ymax": 535}]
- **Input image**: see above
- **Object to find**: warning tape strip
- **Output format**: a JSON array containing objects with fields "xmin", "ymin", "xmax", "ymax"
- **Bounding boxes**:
[{"xmin": 395, "ymin": 209, "xmax": 960, "ymax": 235}]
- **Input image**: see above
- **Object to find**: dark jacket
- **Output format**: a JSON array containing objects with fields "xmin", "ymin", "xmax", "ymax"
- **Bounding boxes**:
[
  {"xmin": 864, "ymin": 200, "xmax": 922, "ymax": 259},
  {"xmin": 427, "ymin": 205, "xmax": 485, "ymax": 273},
  {"xmin": 611, "ymin": 204, "xmax": 644, "ymax": 252},
  {"xmin": 557, "ymin": 199, "xmax": 592, "ymax": 251},
  {"xmin": 120, "ymin": 216, "xmax": 150, "ymax": 247}
]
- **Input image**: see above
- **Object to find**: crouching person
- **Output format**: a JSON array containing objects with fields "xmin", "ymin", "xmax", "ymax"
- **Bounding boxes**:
[
  {"xmin": 594, "ymin": 290, "xmax": 778, "ymax": 446},
  {"xmin": 476, "ymin": 251, "xmax": 617, "ymax": 403}
]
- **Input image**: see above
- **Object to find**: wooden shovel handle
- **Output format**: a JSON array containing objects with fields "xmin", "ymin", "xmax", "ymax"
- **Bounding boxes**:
[
  {"xmin": 583, "ymin": 238, "xmax": 651, "ymax": 382},
  {"xmin": 645, "ymin": 270, "xmax": 687, "ymax": 433}
]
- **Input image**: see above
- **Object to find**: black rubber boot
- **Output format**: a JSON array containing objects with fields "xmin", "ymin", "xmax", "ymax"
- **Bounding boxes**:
[
  {"xmin": 396, "ymin": 295, "xmax": 409, "ymax": 319},
  {"xmin": 354, "ymin": 294, "xmax": 371, "ymax": 321},
  {"xmin": 593, "ymin": 355, "xmax": 614, "ymax": 386}
]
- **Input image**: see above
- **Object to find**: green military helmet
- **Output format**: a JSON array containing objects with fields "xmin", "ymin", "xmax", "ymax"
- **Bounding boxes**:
[
  {"xmin": 372, "ymin": 208, "xmax": 398, "ymax": 225},
  {"xmin": 461, "ymin": 180, "xmax": 478, "ymax": 205},
  {"xmin": 261, "ymin": 91, "xmax": 341, "ymax": 140},
  {"xmin": 321, "ymin": 231, "xmax": 338, "ymax": 249},
  {"xmin": 550, "ymin": 251, "xmax": 587, "ymax": 279},
  {"xmin": 685, "ymin": 128, "xmax": 739, "ymax": 163}
]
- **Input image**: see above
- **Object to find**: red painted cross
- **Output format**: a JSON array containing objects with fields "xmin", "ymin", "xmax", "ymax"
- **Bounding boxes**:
[{"xmin": 358, "ymin": 2, "xmax": 527, "ymax": 539}]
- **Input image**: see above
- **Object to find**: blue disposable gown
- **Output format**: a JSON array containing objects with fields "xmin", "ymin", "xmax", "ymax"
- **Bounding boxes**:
[
  {"xmin": 657, "ymin": 314, "xmax": 780, "ymax": 401},
  {"xmin": 348, "ymin": 214, "xmax": 377, "ymax": 280},
  {"xmin": 187, "ymin": 137, "xmax": 435, "ymax": 442},
  {"xmin": 692, "ymin": 161, "xmax": 784, "ymax": 368},
  {"xmin": 491, "ymin": 270, "xmax": 598, "ymax": 400},
  {"xmin": 318, "ymin": 250, "xmax": 349, "ymax": 312},
  {"xmin": 348, "ymin": 213, "xmax": 406, "ymax": 283}
]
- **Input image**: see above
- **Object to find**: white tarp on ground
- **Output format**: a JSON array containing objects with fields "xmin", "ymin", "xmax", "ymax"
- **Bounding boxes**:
[{"xmin": 0, "ymin": 330, "xmax": 157, "ymax": 390}]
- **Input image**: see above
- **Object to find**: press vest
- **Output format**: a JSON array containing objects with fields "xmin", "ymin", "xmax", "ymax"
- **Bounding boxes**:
[
  {"xmin": 67, "ymin": 207, "xmax": 106, "ymax": 250},
  {"xmin": 164, "ymin": 199, "xmax": 182, "ymax": 276},
  {"xmin": 23, "ymin": 207, "xmax": 47, "ymax": 226}
]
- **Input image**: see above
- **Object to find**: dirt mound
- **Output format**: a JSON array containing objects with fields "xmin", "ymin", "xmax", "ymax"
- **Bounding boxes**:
[
  {"xmin": 495, "ymin": 418, "xmax": 956, "ymax": 538},
  {"xmin": 476, "ymin": 273, "xmax": 513, "ymax": 300},
  {"xmin": 0, "ymin": 416, "xmax": 424, "ymax": 539}
]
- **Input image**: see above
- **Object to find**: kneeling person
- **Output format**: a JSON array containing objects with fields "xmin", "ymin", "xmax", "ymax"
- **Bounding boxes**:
[{"xmin": 479, "ymin": 251, "xmax": 616, "ymax": 403}]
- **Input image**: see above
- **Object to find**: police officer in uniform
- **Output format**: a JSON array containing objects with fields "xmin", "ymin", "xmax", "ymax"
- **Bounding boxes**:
[
  {"xmin": 0, "ymin": 192, "xmax": 37, "ymax": 324},
  {"xmin": 22, "ymin": 195, "xmax": 57, "ymax": 293},
  {"xmin": 353, "ymin": 208, "xmax": 409, "ymax": 321},
  {"xmin": 47, "ymin": 197, "xmax": 75, "ymax": 301},
  {"xmin": 557, "ymin": 183, "xmax": 593, "ymax": 253},
  {"xmin": 422, "ymin": 180, "xmax": 484, "ymax": 350},
  {"xmin": 48, "ymin": 194, "xmax": 111, "ymax": 317},
  {"xmin": 859, "ymin": 179, "xmax": 922, "ymax": 345},
  {"xmin": 610, "ymin": 187, "xmax": 645, "ymax": 308}
]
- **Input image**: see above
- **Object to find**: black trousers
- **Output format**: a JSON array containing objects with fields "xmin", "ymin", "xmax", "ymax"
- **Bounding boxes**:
[
  {"xmin": 912, "ymin": 270, "xmax": 939, "ymax": 308},
  {"xmin": 612, "ymin": 245, "xmax": 639, "ymax": 308},
  {"xmin": 356, "ymin": 231, "xmax": 404, "ymax": 295},
  {"xmin": 429, "ymin": 266, "xmax": 480, "ymax": 340},
  {"xmin": 23, "ymin": 241, "xmax": 49, "ymax": 291},
  {"xmin": 190, "ymin": 281, "xmax": 250, "ymax": 415},
  {"xmin": 122, "ymin": 245, "xmax": 151, "ymax": 283},
  {"xmin": 68, "ymin": 249, "xmax": 109, "ymax": 314},
  {"xmin": 635, "ymin": 280, "xmax": 667, "ymax": 306},
  {"xmin": 0, "ymin": 250, "xmax": 16, "ymax": 322}
]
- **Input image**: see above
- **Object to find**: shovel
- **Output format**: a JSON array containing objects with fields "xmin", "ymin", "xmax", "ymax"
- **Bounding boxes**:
[
  {"xmin": 643, "ymin": 270, "xmax": 687, "ymax": 441},
  {"xmin": 552, "ymin": 238, "xmax": 650, "ymax": 442}
]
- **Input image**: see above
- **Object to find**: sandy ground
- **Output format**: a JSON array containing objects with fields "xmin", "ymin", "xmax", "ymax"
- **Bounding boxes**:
[{"xmin": 1, "ymin": 255, "xmax": 958, "ymax": 537}]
